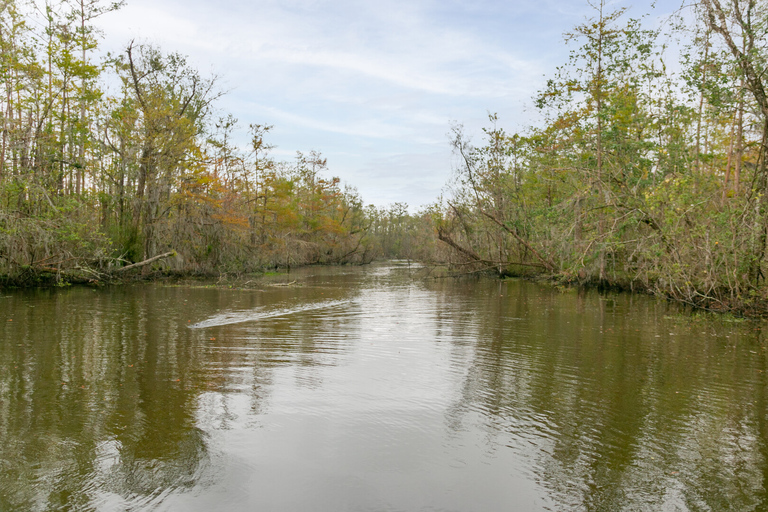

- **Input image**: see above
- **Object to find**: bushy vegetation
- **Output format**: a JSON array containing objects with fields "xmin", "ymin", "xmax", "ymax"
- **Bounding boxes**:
[
  {"xmin": 0, "ymin": 0, "xmax": 374, "ymax": 284},
  {"xmin": 425, "ymin": 0, "xmax": 768, "ymax": 314},
  {"xmin": 4, "ymin": 0, "xmax": 768, "ymax": 316}
]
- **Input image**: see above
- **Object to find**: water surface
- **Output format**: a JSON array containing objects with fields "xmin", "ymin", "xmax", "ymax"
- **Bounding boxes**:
[{"xmin": 1, "ymin": 263, "xmax": 767, "ymax": 511}]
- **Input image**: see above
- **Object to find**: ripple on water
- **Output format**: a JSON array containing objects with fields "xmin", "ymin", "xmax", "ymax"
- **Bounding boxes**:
[
  {"xmin": 188, "ymin": 299, "xmax": 351, "ymax": 329},
  {"xmin": 2, "ymin": 266, "xmax": 767, "ymax": 512}
]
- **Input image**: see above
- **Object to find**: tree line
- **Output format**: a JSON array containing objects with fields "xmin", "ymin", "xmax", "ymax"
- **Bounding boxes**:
[
  {"xmin": 411, "ymin": 0, "xmax": 768, "ymax": 314},
  {"xmin": 4, "ymin": 0, "xmax": 768, "ymax": 315},
  {"xmin": 0, "ymin": 0, "xmax": 380, "ymax": 284}
]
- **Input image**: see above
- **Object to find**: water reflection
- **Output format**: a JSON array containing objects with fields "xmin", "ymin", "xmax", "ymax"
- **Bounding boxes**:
[
  {"xmin": 0, "ymin": 265, "xmax": 767, "ymax": 511},
  {"xmin": 436, "ymin": 280, "xmax": 768, "ymax": 511},
  {"xmin": 0, "ymin": 286, "xmax": 213, "ymax": 510}
]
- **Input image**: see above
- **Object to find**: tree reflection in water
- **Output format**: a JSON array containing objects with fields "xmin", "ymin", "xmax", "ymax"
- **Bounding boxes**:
[
  {"xmin": 1, "ymin": 266, "xmax": 767, "ymax": 511},
  {"xmin": 0, "ymin": 286, "xmax": 214, "ymax": 510},
  {"xmin": 437, "ymin": 279, "xmax": 768, "ymax": 511}
]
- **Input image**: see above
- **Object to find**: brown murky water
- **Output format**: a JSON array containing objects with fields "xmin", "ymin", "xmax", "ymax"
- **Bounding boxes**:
[{"xmin": 1, "ymin": 262, "xmax": 768, "ymax": 511}]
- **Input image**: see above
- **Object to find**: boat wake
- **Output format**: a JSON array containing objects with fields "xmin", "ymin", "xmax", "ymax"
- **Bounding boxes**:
[{"xmin": 188, "ymin": 299, "xmax": 350, "ymax": 329}]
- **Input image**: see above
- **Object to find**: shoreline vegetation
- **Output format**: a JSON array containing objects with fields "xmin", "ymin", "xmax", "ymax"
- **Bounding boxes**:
[{"xmin": 3, "ymin": 1, "xmax": 768, "ymax": 316}]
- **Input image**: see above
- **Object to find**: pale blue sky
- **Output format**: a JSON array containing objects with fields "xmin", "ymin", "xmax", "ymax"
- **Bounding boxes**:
[{"xmin": 96, "ymin": 0, "xmax": 684, "ymax": 209}]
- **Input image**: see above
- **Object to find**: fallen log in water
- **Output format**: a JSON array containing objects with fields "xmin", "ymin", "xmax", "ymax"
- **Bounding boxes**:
[{"xmin": 113, "ymin": 251, "xmax": 177, "ymax": 273}]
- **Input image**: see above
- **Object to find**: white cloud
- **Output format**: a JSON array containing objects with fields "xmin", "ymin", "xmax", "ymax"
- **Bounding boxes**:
[{"xmin": 94, "ymin": 0, "xmax": 676, "ymax": 207}]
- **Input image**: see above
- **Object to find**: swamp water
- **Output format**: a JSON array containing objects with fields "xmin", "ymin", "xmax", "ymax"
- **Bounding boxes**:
[{"xmin": 1, "ymin": 262, "xmax": 768, "ymax": 511}]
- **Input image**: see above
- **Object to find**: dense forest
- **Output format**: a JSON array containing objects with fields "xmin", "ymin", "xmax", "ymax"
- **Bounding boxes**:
[
  {"xmin": 2, "ymin": 0, "xmax": 768, "ymax": 315},
  {"xmin": 0, "ymin": 0, "xmax": 382, "ymax": 284},
  {"xmin": 427, "ymin": 0, "xmax": 768, "ymax": 314}
]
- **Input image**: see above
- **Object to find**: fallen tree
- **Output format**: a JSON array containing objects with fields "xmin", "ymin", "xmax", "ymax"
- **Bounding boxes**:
[{"xmin": 113, "ymin": 251, "xmax": 177, "ymax": 274}]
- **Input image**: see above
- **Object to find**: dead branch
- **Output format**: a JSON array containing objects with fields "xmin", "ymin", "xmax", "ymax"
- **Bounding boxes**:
[
  {"xmin": 436, "ymin": 228, "xmax": 546, "ymax": 271},
  {"xmin": 114, "ymin": 250, "xmax": 176, "ymax": 273},
  {"xmin": 478, "ymin": 210, "xmax": 558, "ymax": 272}
]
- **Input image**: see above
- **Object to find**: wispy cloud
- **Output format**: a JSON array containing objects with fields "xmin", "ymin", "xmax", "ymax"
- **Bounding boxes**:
[{"xmin": 95, "ymin": 0, "xmax": 680, "ymax": 208}]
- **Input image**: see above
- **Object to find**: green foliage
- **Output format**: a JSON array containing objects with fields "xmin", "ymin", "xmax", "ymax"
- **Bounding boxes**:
[
  {"xmin": 0, "ymin": 0, "xmax": 376, "ymax": 284},
  {"xmin": 432, "ymin": 0, "xmax": 768, "ymax": 315}
]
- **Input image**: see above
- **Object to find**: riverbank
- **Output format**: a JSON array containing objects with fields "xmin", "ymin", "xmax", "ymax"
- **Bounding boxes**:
[
  {"xmin": 426, "ymin": 260, "xmax": 768, "ymax": 319},
  {"xmin": 0, "ymin": 259, "xmax": 345, "ymax": 291},
  {"xmin": 548, "ymin": 271, "xmax": 768, "ymax": 319},
  {"xmin": 0, "ymin": 251, "xmax": 181, "ymax": 288},
  {"xmin": 5, "ymin": 256, "xmax": 768, "ymax": 319}
]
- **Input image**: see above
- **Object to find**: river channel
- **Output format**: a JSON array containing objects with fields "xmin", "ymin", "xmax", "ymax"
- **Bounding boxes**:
[{"xmin": 1, "ymin": 262, "xmax": 767, "ymax": 511}]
